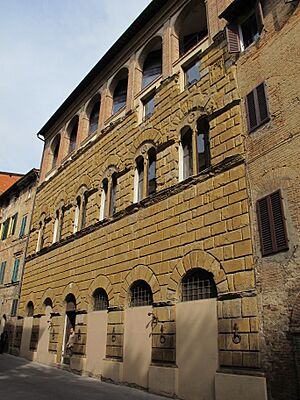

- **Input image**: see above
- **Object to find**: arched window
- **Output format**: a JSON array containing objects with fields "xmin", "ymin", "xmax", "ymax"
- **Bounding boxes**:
[
  {"xmin": 130, "ymin": 280, "xmax": 153, "ymax": 307},
  {"xmin": 65, "ymin": 293, "xmax": 76, "ymax": 312},
  {"xmin": 51, "ymin": 135, "xmax": 60, "ymax": 169},
  {"xmin": 81, "ymin": 192, "xmax": 88, "ymax": 229},
  {"xmin": 147, "ymin": 148, "xmax": 156, "ymax": 196},
  {"xmin": 36, "ymin": 215, "xmax": 46, "ymax": 252},
  {"xmin": 197, "ymin": 118, "xmax": 210, "ymax": 173},
  {"xmin": 112, "ymin": 71, "xmax": 128, "ymax": 114},
  {"xmin": 135, "ymin": 156, "xmax": 144, "ymax": 203},
  {"xmin": 181, "ymin": 127, "xmax": 193, "ymax": 180},
  {"xmin": 27, "ymin": 301, "xmax": 34, "ymax": 317},
  {"xmin": 93, "ymin": 288, "xmax": 109, "ymax": 311},
  {"xmin": 88, "ymin": 100, "xmax": 100, "ymax": 135},
  {"xmin": 142, "ymin": 49, "xmax": 162, "ymax": 88},
  {"xmin": 176, "ymin": 0, "xmax": 208, "ymax": 57},
  {"xmin": 53, "ymin": 207, "xmax": 64, "ymax": 243},
  {"xmin": 110, "ymin": 173, "xmax": 118, "ymax": 216},
  {"xmin": 68, "ymin": 116, "xmax": 79, "ymax": 154},
  {"xmin": 181, "ymin": 269, "xmax": 217, "ymax": 302}
]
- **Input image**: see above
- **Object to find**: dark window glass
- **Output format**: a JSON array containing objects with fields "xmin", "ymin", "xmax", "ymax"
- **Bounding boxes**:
[
  {"xmin": 148, "ymin": 149, "xmax": 156, "ymax": 196},
  {"xmin": 182, "ymin": 128, "xmax": 193, "ymax": 180},
  {"xmin": 143, "ymin": 94, "xmax": 155, "ymax": 119},
  {"xmin": 182, "ymin": 269, "xmax": 217, "ymax": 302},
  {"xmin": 137, "ymin": 157, "xmax": 144, "ymax": 202},
  {"xmin": 142, "ymin": 49, "xmax": 162, "ymax": 88},
  {"xmin": 113, "ymin": 78, "xmax": 128, "ymax": 114},
  {"xmin": 241, "ymin": 12, "xmax": 259, "ymax": 49},
  {"xmin": 69, "ymin": 120, "xmax": 78, "ymax": 153},
  {"xmin": 1, "ymin": 219, "xmax": 10, "ymax": 240},
  {"xmin": 27, "ymin": 301, "xmax": 34, "ymax": 317},
  {"xmin": 52, "ymin": 137, "xmax": 60, "ymax": 169},
  {"xmin": 11, "ymin": 213, "xmax": 18, "ymax": 235},
  {"xmin": 81, "ymin": 194, "xmax": 87, "ymax": 229},
  {"xmin": 93, "ymin": 289, "xmax": 109, "ymax": 311},
  {"xmin": 102, "ymin": 179, "xmax": 108, "ymax": 219},
  {"xmin": 130, "ymin": 280, "xmax": 153, "ymax": 307},
  {"xmin": 181, "ymin": 30, "xmax": 208, "ymax": 55},
  {"xmin": 257, "ymin": 190, "xmax": 289, "ymax": 256},
  {"xmin": 185, "ymin": 60, "xmax": 200, "ymax": 88},
  {"xmin": 89, "ymin": 101, "xmax": 100, "ymax": 135},
  {"xmin": 110, "ymin": 174, "xmax": 117, "ymax": 216},
  {"xmin": 197, "ymin": 118, "xmax": 210, "ymax": 173}
]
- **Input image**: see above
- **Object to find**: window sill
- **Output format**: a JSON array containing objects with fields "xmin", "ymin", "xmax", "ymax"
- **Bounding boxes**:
[{"xmin": 105, "ymin": 106, "xmax": 126, "ymax": 126}]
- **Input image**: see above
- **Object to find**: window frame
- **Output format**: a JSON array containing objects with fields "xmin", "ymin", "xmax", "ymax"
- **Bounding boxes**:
[
  {"xmin": 245, "ymin": 82, "xmax": 270, "ymax": 133},
  {"xmin": 0, "ymin": 261, "xmax": 6, "ymax": 284},
  {"xmin": 19, "ymin": 214, "xmax": 28, "ymax": 238},
  {"xmin": 257, "ymin": 190, "xmax": 289, "ymax": 256},
  {"xmin": 12, "ymin": 257, "xmax": 20, "ymax": 283}
]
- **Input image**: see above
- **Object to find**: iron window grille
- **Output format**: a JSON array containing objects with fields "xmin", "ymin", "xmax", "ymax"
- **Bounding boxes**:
[
  {"xmin": 130, "ymin": 280, "xmax": 153, "ymax": 307},
  {"xmin": 181, "ymin": 269, "xmax": 217, "ymax": 302},
  {"xmin": 93, "ymin": 289, "xmax": 109, "ymax": 311}
]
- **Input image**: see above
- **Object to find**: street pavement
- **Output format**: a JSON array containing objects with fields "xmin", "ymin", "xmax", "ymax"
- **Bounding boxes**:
[{"xmin": 0, "ymin": 354, "xmax": 169, "ymax": 400}]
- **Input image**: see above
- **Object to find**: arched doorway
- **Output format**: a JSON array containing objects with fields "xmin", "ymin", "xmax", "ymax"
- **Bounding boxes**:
[
  {"xmin": 176, "ymin": 268, "xmax": 218, "ymax": 400},
  {"xmin": 62, "ymin": 293, "xmax": 76, "ymax": 365},
  {"xmin": 0, "ymin": 314, "xmax": 6, "ymax": 335},
  {"xmin": 291, "ymin": 294, "xmax": 300, "ymax": 396},
  {"xmin": 36, "ymin": 298, "xmax": 53, "ymax": 364}
]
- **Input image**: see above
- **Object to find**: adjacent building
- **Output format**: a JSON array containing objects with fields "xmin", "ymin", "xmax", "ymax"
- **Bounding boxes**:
[
  {"xmin": 0, "ymin": 171, "xmax": 23, "ymax": 195},
  {"xmin": 0, "ymin": 169, "xmax": 39, "ymax": 344},
  {"xmin": 13, "ymin": 1, "xmax": 300, "ymax": 400}
]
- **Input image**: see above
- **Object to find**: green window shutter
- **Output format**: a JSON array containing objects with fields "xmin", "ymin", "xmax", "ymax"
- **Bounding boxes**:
[
  {"xmin": 11, "ymin": 213, "xmax": 18, "ymax": 235},
  {"xmin": 0, "ymin": 261, "xmax": 6, "ymax": 284},
  {"xmin": 19, "ymin": 215, "xmax": 27, "ymax": 238},
  {"xmin": 12, "ymin": 258, "xmax": 20, "ymax": 283}
]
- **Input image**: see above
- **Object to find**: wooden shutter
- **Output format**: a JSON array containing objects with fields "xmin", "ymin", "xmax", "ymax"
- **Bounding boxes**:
[
  {"xmin": 257, "ymin": 190, "xmax": 288, "ymax": 256},
  {"xmin": 270, "ymin": 191, "xmax": 289, "ymax": 252},
  {"xmin": 12, "ymin": 258, "xmax": 20, "ymax": 283},
  {"xmin": 256, "ymin": 82, "xmax": 269, "ymax": 123},
  {"xmin": 0, "ymin": 261, "xmax": 6, "ymax": 284},
  {"xmin": 226, "ymin": 24, "xmax": 241, "ymax": 53},
  {"xmin": 246, "ymin": 82, "xmax": 270, "ymax": 132}
]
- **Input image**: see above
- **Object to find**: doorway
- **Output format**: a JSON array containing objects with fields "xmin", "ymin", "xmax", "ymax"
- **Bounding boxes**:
[{"xmin": 62, "ymin": 294, "xmax": 76, "ymax": 365}]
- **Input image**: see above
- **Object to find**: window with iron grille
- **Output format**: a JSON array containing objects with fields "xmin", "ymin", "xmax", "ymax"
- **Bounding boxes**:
[
  {"xmin": 257, "ymin": 190, "xmax": 289, "ymax": 256},
  {"xmin": 130, "ymin": 280, "xmax": 153, "ymax": 307},
  {"xmin": 181, "ymin": 269, "xmax": 217, "ymax": 302},
  {"xmin": 246, "ymin": 82, "xmax": 270, "ymax": 132},
  {"xmin": 93, "ymin": 288, "xmax": 108, "ymax": 311}
]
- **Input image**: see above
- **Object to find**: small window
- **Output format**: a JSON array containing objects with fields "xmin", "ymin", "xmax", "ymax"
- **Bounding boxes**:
[
  {"xmin": 246, "ymin": 82, "xmax": 270, "ymax": 132},
  {"xmin": 1, "ymin": 219, "xmax": 10, "ymax": 240},
  {"xmin": 136, "ymin": 157, "xmax": 144, "ymax": 202},
  {"xmin": 182, "ymin": 269, "xmax": 217, "ymax": 302},
  {"xmin": 184, "ymin": 60, "xmax": 200, "ymax": 88},
  {"xmin": 27, "ymin": 301, "xmax": 34, "ymax": 317},
  {"xmin": 12, "ymin": 258, "xmax": 20, "ymax": 283},
  {"xmin": 143, "ymin": 93, "xmax": 155, "ymax": 119},
  {"xmin": 181, "ymin": 127, "xmax": 193, "ymax": 180},
  {"xmin": 257, "ymin": 190, "xmax": 289, "ymax": 256},
  {"xmin": 88, "ymin": 101, "xmax": 100, "ymax": 135},
  {"xmin": 109, "ymin": 174, "xmax": 117, "ymax": 216},
  {"xmin": 197, "ymin": 118, "xmax": 210, "ymax": 173},
  {"xmin": 11, "ymin": 299, "xmax": 18, "ymax": 317},
  {"xmin": 226, "ymin": 1, "xmax": 263, "ymax": 53},
  {"xmin": 19, "ymin": 215, "xmax": 27, "ymax": 238},
  {"xmin": 68, "ymin": 118, "xmax": 79, "ymax": 154},
  {"xmin": 130, "ymin": 280, "xmax": 153, "ymax": 307},
  {"xmin": 93, "ymin": 288, "xmax": 109, "ymax": 311},
  {"xmin": 147, "ymin": 148, "xmax": 156, "ymax": 196},
  {"xmin": 113, "ymin": 78, "xmax": 128, "ymax": 114},
  {"xmin": 142, "ymin": 49, "xmax": 162, "ymax": 88},
  {"xmin": 0, "ymin": 261, "xmax": 6, "ymax": 284},
  {"xmin": 52, "ymin": 136, "xmax": 60, "ymax": 169}
]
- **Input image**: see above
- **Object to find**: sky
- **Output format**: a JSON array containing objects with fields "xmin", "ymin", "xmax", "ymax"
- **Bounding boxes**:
[{"xmin": 0, "ymin": 0, "xmax": 151, "ymax": 174}]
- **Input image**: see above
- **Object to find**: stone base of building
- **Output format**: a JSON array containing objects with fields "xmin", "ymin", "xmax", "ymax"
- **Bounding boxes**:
[
  {"xmin": 215, "ymin": 371, "xmax": 268, "ymax": 400},
  {"xmin": 148, "ymin": 364, "xmax": 178, "ymax": 397},
  {"xmin": 102, "ymin": 358, "xmax": 123, "ymax": 383}
]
